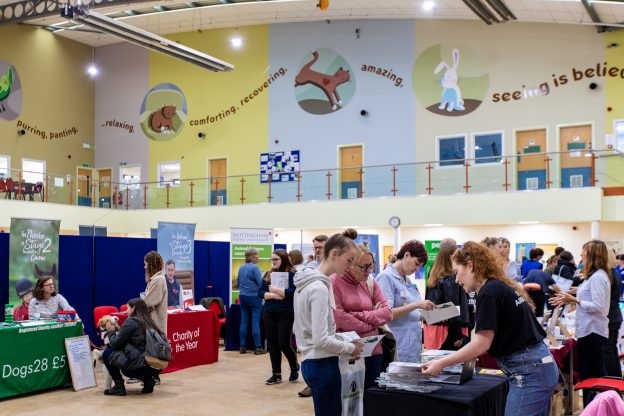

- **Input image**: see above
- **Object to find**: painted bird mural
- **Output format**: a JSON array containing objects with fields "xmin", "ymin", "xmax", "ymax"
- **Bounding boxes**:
[{"xmin": 0, "ymin": 66, "xmax": 13, "ymax": 113}]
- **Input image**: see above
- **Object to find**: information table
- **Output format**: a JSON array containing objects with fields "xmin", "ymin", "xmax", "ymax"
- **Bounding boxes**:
[
  {"xmin": 0, "ymin": 321, "xmax": 83, "ymax": 400},
  {"xmin": 364, "ymin": 374, "xmax": 508, "ymax": 416},
  {"xmin": 114, "ymin": 310, "xmax": 219, "ymax": 373}
]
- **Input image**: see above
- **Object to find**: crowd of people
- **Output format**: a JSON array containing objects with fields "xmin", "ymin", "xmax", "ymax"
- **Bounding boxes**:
[{"xmin": 233, "ymin": 231, "xmax": 624, "ymax": 416}]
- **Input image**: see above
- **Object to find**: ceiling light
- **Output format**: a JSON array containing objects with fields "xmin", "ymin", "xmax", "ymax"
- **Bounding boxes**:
[
  {"xmin": 422, "ymin": 1, "xmax": 436, "ymax": 11},
  {"xmin": 424, "ymin": 223, "xmax": 443, "ymax": 227},
  {"xmin": 87, "ymin": 63, "xmax": 98, "ymax": 77},
  {"xmin": 518, "ymin": 221, "xmax": 539, "ymax": 225},
  {"xmin": 73, "ymin": 9, "xmax": 234, "ymax": 72},
  {"xmin": 231, "ymin": 35, "xmax": 242, "ymax": 48}
]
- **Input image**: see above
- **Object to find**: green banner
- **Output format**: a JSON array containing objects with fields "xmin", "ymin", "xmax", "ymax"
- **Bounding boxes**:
[
  {"xmin": 230, "ymin": 228, "xmax": 274, "ymax": 304},
  {"xmin": 9, "ymin": 218, "xmax": 61, "ymax": 307},
  {"xmin": 0, "ymin": 321, "xmax": 83, "ymax": 399},
  {"xmin": 424, "ymin": 240, "xmax": 442, "ymax": 284}
]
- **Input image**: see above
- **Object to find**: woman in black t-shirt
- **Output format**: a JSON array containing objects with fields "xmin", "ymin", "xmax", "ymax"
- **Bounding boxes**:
[{"xmin": 423, "ymin": 242, "xmax": 558, "ymax": 416}]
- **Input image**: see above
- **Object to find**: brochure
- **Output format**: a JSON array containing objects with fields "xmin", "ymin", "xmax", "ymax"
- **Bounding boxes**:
[{"xmin": 420, "ymin": 302, "xmax": 460, "ymax": 325}]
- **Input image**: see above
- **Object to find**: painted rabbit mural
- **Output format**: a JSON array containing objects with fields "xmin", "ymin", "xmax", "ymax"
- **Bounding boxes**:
[{"xmin": 434, "ymin": 49, "xmax": 465, "ymax": 112}]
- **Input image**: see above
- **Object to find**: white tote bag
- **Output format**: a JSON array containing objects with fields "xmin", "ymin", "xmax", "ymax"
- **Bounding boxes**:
[{"xmin": 339, "ymin": 357, "xmax": 366, "ymax": 416}]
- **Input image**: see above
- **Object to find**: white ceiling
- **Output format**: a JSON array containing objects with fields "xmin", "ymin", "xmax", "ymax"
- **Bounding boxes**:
[{"xmin": 17, "ymin": 0, "xmax": 624, "ymax": 47}]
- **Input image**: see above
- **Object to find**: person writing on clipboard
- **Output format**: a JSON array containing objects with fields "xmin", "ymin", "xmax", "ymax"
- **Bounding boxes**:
[{"xmin": 422, "ymin": 242, "xmax": 558, "ymax": 416}]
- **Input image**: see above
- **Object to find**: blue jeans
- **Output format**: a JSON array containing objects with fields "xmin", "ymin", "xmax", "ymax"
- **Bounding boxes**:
[
  {"xmin": 496, "ymin": 342, "xmax": 559, "ymax": 416},
  {"xmin": 302, "ymin": 357, "xmax": 341, "ymax": 416},
  {"xmin": 239, "ymin": 295, "xmax": 262, "ymax": 349},
  {"xmin": 364, "ymin": 354, "xmax": 383, "ymax": 389}
]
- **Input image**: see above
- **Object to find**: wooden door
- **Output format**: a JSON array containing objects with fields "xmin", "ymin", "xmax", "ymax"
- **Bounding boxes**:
[
  {"xmin": 339, "ymin": 145, "xmax": 362, "ymax": 199},
  {"xmin": 209, "ymin": 158, "xmax": 227, "ymax": 205},
  {"xmin": 97, "ymin": 168, "xmax": 112, "ymax": 208},
  {"xmin": 516, "ymin": 129, "xmax": 547, "ymax": 190},
  {"xmin": 559, "ymin": 124, "xmax": 592, "ymax": 188},
  {"xmin": 76, "ymin": 167, "xmax": 93, "ymax": 206}
]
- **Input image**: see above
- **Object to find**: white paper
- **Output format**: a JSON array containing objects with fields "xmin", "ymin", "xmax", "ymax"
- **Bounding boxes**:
[
  {"xmin": 270, "ymin": 272, "xmax": 289, "ymax": 290},
  {"xmin": 337, "ymin": 332, "xmax": 384, "ymax": 357},
  {"xmin": 64, "ymin": 336, "xmax": 97, "ymax": 391},
  {"xmin": 420, "ymin": 302, "xmax": 460, "ymax": 325},
  {"xmin": 187, "ymin": 305, "xmax": 206, "ymax": 311}
]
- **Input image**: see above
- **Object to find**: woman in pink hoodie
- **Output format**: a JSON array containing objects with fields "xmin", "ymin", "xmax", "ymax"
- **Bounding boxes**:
[{"xmin": 331, "ymin": 243, "xmax": 392, "ymax": 388}]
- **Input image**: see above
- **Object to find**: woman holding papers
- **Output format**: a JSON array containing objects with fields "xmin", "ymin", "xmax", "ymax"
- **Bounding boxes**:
[
  {"xmin": 550, "ymin": 240, "xmax": 611, "ymax": 406},
  {"xmin": 377, "ymin": 240, "xmax": 435, "ymax": 363},
  {"xmin": 424, "ymin": 239, "xmax": 469, "ymax": 351},
  {"xmin": 331, "ymin": 242, "xmax": 392, "ymax": 388},
  {"xmin": 293, "ymin": 229, "xmax": 364, "ymax": 416},
  {"xmin": 259, "ymin": 249, "xmax": 298, "ymax": 385},
  {"xmin": 423, "ymin": 242, "xmax": 558, "ymax": 416}
]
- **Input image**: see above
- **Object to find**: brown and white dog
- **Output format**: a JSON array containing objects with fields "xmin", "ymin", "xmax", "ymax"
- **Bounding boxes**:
[{"xmin": 92, "ymin": 315, "xmax": 119, "ymax": 388}]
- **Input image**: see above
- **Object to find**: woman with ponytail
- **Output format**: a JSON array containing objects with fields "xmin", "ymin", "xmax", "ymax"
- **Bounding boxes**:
[
  {"xmin": 423, "ymin": 242, "xmax": 558, "ymax": 416},
  {"xmin": 293, "ymin": 229, "xmax": 364, "ymax": 416}
]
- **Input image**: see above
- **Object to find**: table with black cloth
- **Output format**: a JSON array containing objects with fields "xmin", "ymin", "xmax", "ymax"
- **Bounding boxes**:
[
  {"xmin": 364, "ymin": 373, "xmax": 508, "ymax": 416},
  {"xmin": 224, "ymin": 303, "xmax": 266, "ymax": 351},
  {"xmin": 113, "ymin": 310, "xmax": 219, "ymax": 373}
]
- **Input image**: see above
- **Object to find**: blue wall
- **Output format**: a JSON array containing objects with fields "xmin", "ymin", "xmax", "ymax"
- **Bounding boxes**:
[
  {"xmin": 561, "ymin": 167, "xmax": 592, "ymax": 188},
  {"xmin": 517, "ymin": 169, "xmax": 547, "ymax": 190}
]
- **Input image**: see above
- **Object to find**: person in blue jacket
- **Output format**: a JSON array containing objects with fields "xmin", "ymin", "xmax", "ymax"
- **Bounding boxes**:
[
  {"xmin": 377, "ymin": 240, "xmax": 434, "ymax": 362},
  {"xmin": 237, "ymin": 247, "xmax": 265, "ymax": 354},
  {"xmin": 259, "ymin": 249, "xmax": 298, "ymax": 385},
  {"xmin": 521, "ymin": 248, "xmax": 544, "ymax": 278}
]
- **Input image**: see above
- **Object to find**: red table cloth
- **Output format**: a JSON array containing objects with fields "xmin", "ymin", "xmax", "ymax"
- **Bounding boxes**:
[{"xmin": 113, "ymin": 310, "xmax": 220, "ymax": 373}]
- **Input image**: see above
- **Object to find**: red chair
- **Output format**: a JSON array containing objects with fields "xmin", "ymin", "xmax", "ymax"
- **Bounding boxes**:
[
  {"xmin": 235, "ymin": 297, "xmax": 240, "ymax": 304},
  {"xmin": 119, "ymin": 304, "xmax": 128, "ymax": 313},
  {"xmin": 575, "ymin": 377, "xmax": 624, "ymax": 399},
  {"xmin": 93, "ymin": 305, "xmax": 119, "ymax": 329},
  {"xmin": 5, "ymin": 177, "xmax": 15, "ymax": 199},
  {"xmin": 0, "ymin": 178, "xmax": 6, "ymax": 198}
]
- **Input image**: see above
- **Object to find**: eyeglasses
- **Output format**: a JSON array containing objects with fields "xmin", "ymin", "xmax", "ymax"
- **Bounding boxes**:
[{"xmin": 354, "ymin": 262, "xmax": 375, "ymax": 272}]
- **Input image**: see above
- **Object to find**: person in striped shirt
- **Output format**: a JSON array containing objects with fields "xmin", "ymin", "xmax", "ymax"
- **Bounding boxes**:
[{"xmin": 28, "ymin": 275, "xmax": 77, "ymax": 320}]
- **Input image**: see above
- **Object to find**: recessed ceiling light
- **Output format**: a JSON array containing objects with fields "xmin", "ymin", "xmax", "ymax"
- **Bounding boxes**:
[
  {"xmin": 424, "ymin": 223, "xmax": 443, "ymax": 227},
  {"xmin": 87, "ymin": 64, "xmax": 98, "ymax": 77},
  {"xmin": 422, "ymin": 1, "xmax": 435, "ymax": 11},
  {"xmin": 231, "ymin": 35, "xmax": 242, "ymax": 48},
  {"xmin": 518, "ymin": 221, "xmax": 539, "ymax": 225}
]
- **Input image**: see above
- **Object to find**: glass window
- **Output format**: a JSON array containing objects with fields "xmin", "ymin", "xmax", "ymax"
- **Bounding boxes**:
[
  {"xmin": 0, "ymin": 155, "xmax": 9, "ymax": 178},
  {"xmin": 474, "ymin": 132, "xmax": 503, "ymax": 164},
  {"xmin": 158, "ymin": 161, "xmax": 180, "ymax": 187},
  {"xmin": 21, "ymin": 158, "xmax": 45, "ymax": 183},
  {"xmin": 438, "ymin": 136, "xmax": 466, "ymax": 167},
  {"xmin": 616, "ymin": 120, "xmax": 624, "ymax": 153},
  {"xmin": 120, "ymin": 165, "xmax": 141, "ymax": 189}
]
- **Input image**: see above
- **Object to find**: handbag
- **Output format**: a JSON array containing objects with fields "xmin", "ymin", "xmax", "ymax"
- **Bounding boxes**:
[{"xmin": 366, "ymin": 276, "xmax": 398, "ymax": 370}]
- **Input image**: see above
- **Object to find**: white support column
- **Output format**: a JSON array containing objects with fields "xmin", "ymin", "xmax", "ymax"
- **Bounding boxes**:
[
  {"xmin": 393, "ymin": 227, "xmax": 401, "ymax": 253},
  {"xmin": 591, "ymin": 221, "xmax": 600, "ymax": 239}
]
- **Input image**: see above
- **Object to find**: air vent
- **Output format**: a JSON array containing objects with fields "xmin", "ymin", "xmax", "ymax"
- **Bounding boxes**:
[
  {"xmin": 526, "ymin": 178, "xmax": 538, "ymax": 190},
  {"xmin": 570, "ymin": 175, "xmax": 584, "ymax": 188}
]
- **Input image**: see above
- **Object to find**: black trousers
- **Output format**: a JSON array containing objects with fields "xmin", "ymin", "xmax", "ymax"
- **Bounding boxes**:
[
  {"xmin": 578, "ymin": 332, "xmax": 608, "ymax": 406},
  {"xmin": 604, "ymin": 322, "xmax": 622, "ymax": 377},
  {"xmin": 263, "ymin": 309, "xmax": 298, "ymax": 374}
]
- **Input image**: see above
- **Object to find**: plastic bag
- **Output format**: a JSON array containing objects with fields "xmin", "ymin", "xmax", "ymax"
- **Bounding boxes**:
[{"xmin": 339, "ymin": 357, "xmax": 365, "ymax": 416}]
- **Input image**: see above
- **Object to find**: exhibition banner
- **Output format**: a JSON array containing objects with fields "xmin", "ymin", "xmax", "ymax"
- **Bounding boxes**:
[
  {"xmin": 157, "ymin": 222, "xmax": 196, "ymax": 272},
  {"xmin": 230, "ymin": 228, "xmax": 273, "ymax": 303},
  {"xmin": 8, "ymin": 218, "xmax": 61, "ymax": 306},
  {"xmin": 424, "ymin": 240, "xmax": 442, "ymax": 282}
]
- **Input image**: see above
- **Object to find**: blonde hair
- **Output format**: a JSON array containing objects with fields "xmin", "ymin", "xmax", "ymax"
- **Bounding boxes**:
[
  {"xmin": 428, "ymin": 243, "xmax": 457, "ymax": 289},
  {"xmin": 582, "ymin": 240, "xmax": 609, "ymax": 279},
  {"xmin": 607, "ymin": 248, "xmax": 616, "ymax": 270},
  {"xmin": 244, "ymin": 247, "xmax": 259, "ymax": 263},
  {"xmin": 452, "ymin": 242, "xmax": 533, "ymax": 306}
]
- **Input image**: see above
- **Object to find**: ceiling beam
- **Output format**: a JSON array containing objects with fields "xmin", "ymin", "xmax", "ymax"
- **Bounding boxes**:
[{"xmin": 581, "ymin": 0, "xmax": 606, "ymax": 33}]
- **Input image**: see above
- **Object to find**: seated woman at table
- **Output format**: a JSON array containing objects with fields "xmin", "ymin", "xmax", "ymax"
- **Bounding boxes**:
[
  {"xmin": 331, "ymin": 242, "xmax": 392, "ymax": 388},
  {"xmin": 551, "ymin": 240, "xmax": 611, "ymax": 406},
  {"xmin": 102, "ymin": 298, "xmax": 160, "ymax": 396},
  {"xmin": 259, "ymin": 249, "xmax": 298, "ymax": 385},
  {"xmin": 377, "ymin": 240, "xmax": 434, "ymax": 363},
  {"xmin": 29, "ymin": 270, "xmax": 78, "ymax": 321},
  {"xmin": 423, "ymin": 242, "xmax": 558, "ymax": 416}
]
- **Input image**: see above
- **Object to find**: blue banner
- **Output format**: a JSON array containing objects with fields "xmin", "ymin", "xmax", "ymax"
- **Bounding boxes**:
[{"xmin": 157, "ymin": 222, "xmax": 196, "ymax": 272}]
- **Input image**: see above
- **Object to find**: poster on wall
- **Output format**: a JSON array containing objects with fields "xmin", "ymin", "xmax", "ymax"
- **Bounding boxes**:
[
  {"xmin": 260, "ymin": 151, "xmax": 300, "ymax": 183},
  {"xmin": 8, "ymin": 218, "xmax": 60, "ymax": 307},
  {"xmin": 354, "ymin": 234, "xmax": 380, "ymax": 275},
  {"xmin": 291, "ymin": 243, "xmax": 315, "ymax": 266},
  {"xmin": 157, "ymin": 222, "xmax": 196, "ymax": 272},
  {"xmin": 515, "ymin": 242, "xmax": 536, "ymax": 264},
  {"xmin": 230, "ymin": 228, "xmax": 274, "ymax": 304}
]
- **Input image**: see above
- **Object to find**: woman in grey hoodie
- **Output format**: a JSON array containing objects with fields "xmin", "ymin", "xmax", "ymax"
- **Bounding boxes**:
[{"xmin": 293, "ymin": 229, "xmax": 364, "ymax": 416}]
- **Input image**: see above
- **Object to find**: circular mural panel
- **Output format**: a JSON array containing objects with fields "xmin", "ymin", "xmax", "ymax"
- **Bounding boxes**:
[
  {"xmin": 140, "ymin": 83, "xmax": 187, "ymax": 141},
  {"xmin": 413, "ymin": 44, "xmax": 488, "ymax": 116},
  {"xmin": 0, "ymin": 61, "xmax": 22, "ymax": 121},
  {"xmin": 294, "ymin": 48, "xmax": 355, "ymax": 115}
]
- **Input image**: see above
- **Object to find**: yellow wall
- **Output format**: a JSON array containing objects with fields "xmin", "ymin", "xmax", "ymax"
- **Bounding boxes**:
[
  {"xmin": 0, "ymin": 25, "xmax": 94, "ymax": 177},
  {"xmin": 148, "ymin": 25, "xmax": 269, "ymax": 207},
  {"xmin": 605, "ymin": 31, "xmax": 624, "ymax": 187}
]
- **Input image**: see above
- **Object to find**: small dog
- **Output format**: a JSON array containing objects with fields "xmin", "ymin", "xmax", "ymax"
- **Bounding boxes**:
[{"xmin": 92, "ymin": 315, "xmax": 119, "ymax": 389}]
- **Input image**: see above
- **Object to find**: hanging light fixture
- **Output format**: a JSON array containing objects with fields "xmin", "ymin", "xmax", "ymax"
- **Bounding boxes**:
[{"xmin": 87, "ymin": 47, "xmax": 98, "ymax": 77}]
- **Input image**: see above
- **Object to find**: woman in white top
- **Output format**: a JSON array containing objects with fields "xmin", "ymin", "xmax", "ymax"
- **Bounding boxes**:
[
  {"xmin": 550, "ymin": 240, "xmax": 610, "ymax": 406},
  {"xmin": 29, "ymin": 275, "xmax": 75, "ymax": 320}
]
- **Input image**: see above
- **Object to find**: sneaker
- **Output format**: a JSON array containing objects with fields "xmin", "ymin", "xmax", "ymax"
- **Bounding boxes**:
[
  {"xmin": 254, "ymin": 348, "xmax": 266, "ymax": 355},
  {"xmin": 240, "ymin": 347, "xmax": 247, "ymax": 354},
  {"xmin": 141, "ymin": 377, "xmax": 155, "ymax": 394},
  {"xmin": 288, "ymin": 371, "xmax": 299, "ymax": 383},
  {"xmin": 126, "ymin": 378, "xmax": 141, "ymax": 384},
  {"xmin": 153, "ymin": 375, "xmax": 161, "ymax": 386},
  {"xmin": 298, "ymin": 385, "xmax": 312, "ymax": 397},
  {"xmin": 265, "ymin": 374, "xmax": 282, "ymax": 385}
]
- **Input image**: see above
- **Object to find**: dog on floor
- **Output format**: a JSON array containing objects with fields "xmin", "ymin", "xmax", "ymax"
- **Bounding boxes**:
[{"xmin": 92, "ymin": 315, "xmax": 119, "ymax": 389}]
